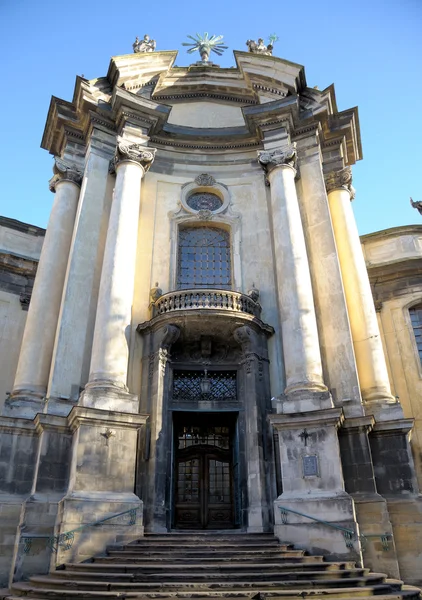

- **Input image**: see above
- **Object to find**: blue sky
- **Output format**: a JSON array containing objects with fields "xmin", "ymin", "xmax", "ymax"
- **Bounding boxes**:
[{"xmin": 0, "ymin": 0, "xmax": 421, "ymax": 234}]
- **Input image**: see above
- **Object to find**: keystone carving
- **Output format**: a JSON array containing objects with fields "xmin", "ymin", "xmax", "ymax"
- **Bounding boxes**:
[
  {"xmin": 195, "ymin": 173, "xmax": 216, "ymax": 186},
  {"xmin": 257, "ymin": 144, "xmax": 297, "ymax": 176},
  {"xmin": 324, "ymin": 167, "xmax": 356, "ymax": 200},
  {"xmin": 49, "ymin": 157, "xmax": 82, "ymax": 193},
  {"xmin": 109, "ymin": 141, "xmax": 157, "ymax": 174}
]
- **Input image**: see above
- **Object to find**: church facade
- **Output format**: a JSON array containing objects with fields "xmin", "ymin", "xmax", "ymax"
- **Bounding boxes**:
[{"xmin": 0, "ymin": 39, "xmax": 422, "ymax": 587}]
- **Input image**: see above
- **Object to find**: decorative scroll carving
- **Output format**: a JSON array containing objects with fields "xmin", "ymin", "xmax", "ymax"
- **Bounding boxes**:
[
  {"xmin": 195, "ymin": 173, "xmax": 216, "ymax": 186},
  {"xmin": 324, "ymin": 167, "xmax": 356, "ymax": 200},
  {"xmin": 257, "ymin": 144, "xmax": 297, "ymax": 176},
  {"xmin": 410, "ymin": 197, "xmax": 422, "ymax": 215},
  {"xmin": 109, "ymin": 141, "xmax": 156, "ymax": 174},
  {"xmin": 196, "ymin": 209, "xmax": 213, "ymax": 221},
  {"xmin": 49, "ymin": 157, "xmax": 82, "ymax": 193},
  {"xmin": 150, "ymin": 282, "xmax": 162, "ymax": 304},
  {"xmin": 233, "ymin": 325, "xmax": 259, "ymax": 356},
  {"xmin": 161, "ymin": 324, "xmax": 181, "ymax": 350},
  {"xmin": 133, "ymin": 34, "xmax": 156, "ymax": 53}
]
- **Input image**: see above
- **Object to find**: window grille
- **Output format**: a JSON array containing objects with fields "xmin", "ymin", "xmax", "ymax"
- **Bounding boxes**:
[
  {"xmin": 173, "ymin": 370, "xmax": 237, "ymax": 403},
  {"xmin": 177, "ymin": 227, "xmax": 231, "ymax": 290},
  {"xmin": 410, "ymin": 304, "xmax": 422, "ymax": 363},
  {"xmin": 187, "ymin": 192, "xmax": 222, "ymax": 212}
]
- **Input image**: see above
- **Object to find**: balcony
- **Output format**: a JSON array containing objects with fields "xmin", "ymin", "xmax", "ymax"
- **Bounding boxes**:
[{"xmin": 150, "ymin": 289, "xmax": 262, "ymax": 319}]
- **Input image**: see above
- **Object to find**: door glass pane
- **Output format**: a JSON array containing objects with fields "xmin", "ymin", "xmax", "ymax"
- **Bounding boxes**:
[
  {"xmin": 177, "ymin": 458, "xmax": 199, "ymax": 502},
  {"xmin": 209, "ymin": 459, "xmax": 231, "ymax": 504}
]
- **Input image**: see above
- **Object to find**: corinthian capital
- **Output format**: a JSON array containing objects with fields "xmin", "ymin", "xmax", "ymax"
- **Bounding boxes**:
[
  {"xmin": 109, "ymin": 140, "xmax": 157, "ymax": 175},
  {"xmin": 324, "ymin": 167, "xmax": 356, "ymax": 200},
  {"xmin": 257, "ymin": 144, "xmax": 297, "ymax": 176},
  {"xmin": 49, "ymin": 157, "xmax": 82, "ymax": 193}
]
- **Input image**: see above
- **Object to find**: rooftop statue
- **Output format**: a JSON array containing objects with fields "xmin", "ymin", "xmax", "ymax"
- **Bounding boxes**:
[
  {"xmin": 182, "ymin": 32, "xmax": 228, "ymax": 63},
  {"xmin": 246, "ymin": 34, "xmax": 278, "ymax": 56},
  {"xmin": 410, "ymin": 197, "xmax": 422, "ymax": 215},
  {"xmin": 133, "ymin": 34, "xmax": 156, "ymax": 53}
]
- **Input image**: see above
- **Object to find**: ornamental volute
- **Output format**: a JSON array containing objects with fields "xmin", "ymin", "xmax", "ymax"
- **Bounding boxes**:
[
  {"xmin": 48, "ymin": 157, "xmax": 82, "ymax": 193},
  {"xmin": 324, "ymin": 167, "xmax": 356, "ymax": 200},
  {"xmin": 257, "ymin": 143, "xmax": 297, "ymax": 177},
  {"xmin": 109, "ymin": 140, "xmax": 157, "ymax": 175}
]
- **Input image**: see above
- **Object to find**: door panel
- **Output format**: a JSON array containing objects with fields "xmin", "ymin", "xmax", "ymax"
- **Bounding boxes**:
[{"xmin": 174, "ymin": 445, "xmax": 234, "ymax": 529}]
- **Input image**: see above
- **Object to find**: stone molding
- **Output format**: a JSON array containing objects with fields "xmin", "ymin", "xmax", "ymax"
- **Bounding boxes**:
[
  {"xmin": 109, "ymin": 141, "xmax": 157, "ymax": 175},
  {"xmin": 49, "ymin": 157, "xmax": 83, "ymax": 193},
  {"xmin": 257, "ymin": 144, "xmax": 297, "ymax": 176},
  {"xmin": 269, "ymin": 407, "xmax": 345, "ymax": 431},
  {"xmin": 324, "ymin": 167, "xmax": 356, "ymax": 200}
]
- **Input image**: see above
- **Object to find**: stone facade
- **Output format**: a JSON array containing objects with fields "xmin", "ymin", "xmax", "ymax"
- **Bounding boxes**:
[{"xmin": 0, "ymin": 45, "xmax": 421, "ymax": 589}]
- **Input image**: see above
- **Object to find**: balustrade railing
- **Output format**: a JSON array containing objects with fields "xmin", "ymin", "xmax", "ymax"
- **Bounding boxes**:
[{"xmin": 151, "ymin": 289, "xmax": 261, "ymax": 318}]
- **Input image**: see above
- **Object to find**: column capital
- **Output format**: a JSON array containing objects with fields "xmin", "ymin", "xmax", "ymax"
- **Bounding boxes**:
[
  {"xmin": 49, "ymin": 157, "xmax": 82, "ymax": 193},
  {"xmin": 109, "ymin": 140, "xmax": 156, "ymax": 175},
  {"xmin": 324, "ymin": 167, "xmax": 355, "ymax": 200},
  {"xmin": 257, "ymin": 143, "xmax": 297, "ymax": 177}
]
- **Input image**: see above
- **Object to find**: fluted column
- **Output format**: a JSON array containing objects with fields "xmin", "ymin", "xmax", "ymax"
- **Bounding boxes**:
[
  {"xmin": 6, "ymin": 159, "xmax": 82, "ymax": 416},
  {"xmin": 326, "ymin": 168, "xmax": 395, "ymax": 404},
  {"xmin": 258, "ymin": 145, "xmax": 327, "ymax": 397},
  {"xmin": 85, "ymin": 142, "xmax": 156, "ymax": 402}
]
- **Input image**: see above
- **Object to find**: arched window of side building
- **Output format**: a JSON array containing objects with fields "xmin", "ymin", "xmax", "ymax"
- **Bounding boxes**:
[
  {"xmin": 409, "ymin": 304, "xmax": 422, "ymax": 363},
  {"xmin": 176, "ymin": 226, "xmax": 232, "ymax": 290}
]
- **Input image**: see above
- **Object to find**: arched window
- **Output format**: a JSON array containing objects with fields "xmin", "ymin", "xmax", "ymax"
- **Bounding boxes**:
[
  {"xmin": 177, "ymin": 226, "xmax": 231, "ymax": 290},
  {"xmin": 409, "ymin": 304, "xmax": 422, "ymax": 363}
]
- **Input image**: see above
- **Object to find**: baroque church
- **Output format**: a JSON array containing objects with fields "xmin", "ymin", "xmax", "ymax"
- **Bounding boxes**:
[{"xmin": 0, "ymin": 33, "xmax": 422, "ymax": 596}]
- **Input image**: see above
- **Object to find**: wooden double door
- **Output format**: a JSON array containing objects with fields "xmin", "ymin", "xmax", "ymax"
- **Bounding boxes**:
[{"xmin": 174, "ymin": 420, "xmax": 235, "ymax": 529}]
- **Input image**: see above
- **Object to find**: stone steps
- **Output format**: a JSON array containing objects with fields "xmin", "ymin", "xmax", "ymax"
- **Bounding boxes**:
[{"xmin": 9, "ymin": 533, "xmax": 422, "ymax": 599}]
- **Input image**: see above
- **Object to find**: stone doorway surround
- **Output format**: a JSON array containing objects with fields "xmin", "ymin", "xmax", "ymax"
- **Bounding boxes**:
[{"xmin": 136, "ymin": 299, "xmax": 275, "ymax": 533}]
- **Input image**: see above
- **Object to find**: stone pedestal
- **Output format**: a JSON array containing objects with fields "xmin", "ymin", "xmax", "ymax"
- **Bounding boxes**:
[
  {"xmin": 0, "ymin": 417, "xmax": 38, "ymax": 587},
  {"xmin": 54, "ymin": 406, "xmax": 147, "ymax": 566},
  {"xmin": 270, "ymin": 409, "xmax": 362, "ymax": 563},
  {"xmin": 5, "ymin": 160, "xmax": 82, "ymax": 418},
  {"xmin": 339, "ymin": 416, "xmax": 400, "ymax": 578}
]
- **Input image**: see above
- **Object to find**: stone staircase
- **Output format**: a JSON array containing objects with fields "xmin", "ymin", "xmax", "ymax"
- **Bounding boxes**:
[{"xmin": 8, "ymin": 533, "xmax": 422, "ymax": 599}]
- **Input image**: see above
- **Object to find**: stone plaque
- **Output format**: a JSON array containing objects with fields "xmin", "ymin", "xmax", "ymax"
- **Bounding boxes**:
[{"xmin": 302, "ymin": 455, "xmax": 319, "ymax": 477}]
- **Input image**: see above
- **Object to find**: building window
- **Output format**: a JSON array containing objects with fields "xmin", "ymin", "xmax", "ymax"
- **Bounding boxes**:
[
  {"xmin": 177, "ymin": 226, "xmax": 231, "ymax": 290},
  {"xmin": 410, "ymin": 304, "xmax": 422, "ymax": 362}
]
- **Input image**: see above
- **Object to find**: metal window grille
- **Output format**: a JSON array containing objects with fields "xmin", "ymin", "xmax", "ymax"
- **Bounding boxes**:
[
  {"xmin": 177, "ymin": 227, "xmax": 231, "ymax": 290},
  {"xmin": 410, "ymin": 305, "xmax": 422, "ymax": 362},
  {"xmin": 187, "ymin": 192, "xmax": 222, "ymax": 212},
  {"xmin": 173, "ymin": 370, "xmax": 237, "ymax": 403}
]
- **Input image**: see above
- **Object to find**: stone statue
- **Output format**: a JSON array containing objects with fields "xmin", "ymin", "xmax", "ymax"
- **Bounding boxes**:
[
  {"xmin": 410, "ymin": 197, "xmax": 422, "ymax": 215},
  {"xmin": 246, "ymin": 34, "xmax": 278, "ymax": 56},
  {"xmin": 133, "ymin": 34, "xmax": 156, "ymax": 53},
  {"xmin": 182, "ymin": 32, "xmax": 228, "ymax": 63}
]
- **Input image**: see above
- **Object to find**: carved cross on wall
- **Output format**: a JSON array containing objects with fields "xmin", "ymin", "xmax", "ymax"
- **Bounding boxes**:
[{"xmin": 299, "ymin": 429, "xmax": 310, "ymax": 447}]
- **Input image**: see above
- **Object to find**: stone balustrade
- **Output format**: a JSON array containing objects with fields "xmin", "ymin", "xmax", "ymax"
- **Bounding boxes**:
[{"xmin": 151, "ymin": 289, "xmax": 261, "ymax": 319}]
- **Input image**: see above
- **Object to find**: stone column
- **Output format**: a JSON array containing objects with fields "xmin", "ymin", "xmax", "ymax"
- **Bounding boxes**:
[
  {"xmin": 5, "ymin": 159, "xmax": 81, "ymax": 417},
  {"xmin": 82, "ymin": 142, "xmax": 156, "ymax": 412},
  {"xmin": 326, "ymin": 169, "xmax": 396, "ymax": 411},
  {"xmin": 258, "ymin": 145, "xmax": 329, "ymax": 409}
]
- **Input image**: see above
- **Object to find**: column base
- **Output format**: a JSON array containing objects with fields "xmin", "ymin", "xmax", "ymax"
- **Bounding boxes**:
[
  {"xmin": 3, "ymin": 392, "xmax": 45, "ymax": 418},
  {"xmin": 80, "ymin": 383, "xmax": 139, "ymax": 413},
  {"xmin": 364, "ymin": 398, "xmax": 404, "ymax": 421},
  {"xmin": 272, "ymin": 389, "xmax": 333, "ymax": 414},
  {"xmin": 274, "ymin": 492, "xmax": 362, "ymax": 563},
  {"xmin": 44, "ymin": 396, "xmax": 77, "ymax": 417}
]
